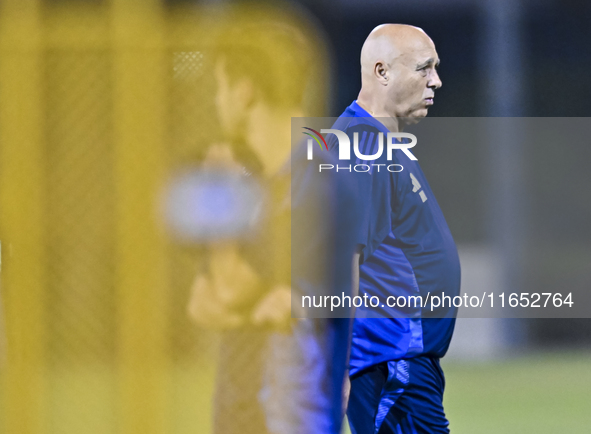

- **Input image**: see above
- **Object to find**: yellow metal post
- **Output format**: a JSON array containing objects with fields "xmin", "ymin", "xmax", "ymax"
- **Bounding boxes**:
[
  {"xmin": 0, "ymin": 1, "xmax": 47, "ymax": 433},
  {"xmin": 111, "ymin": 1, "xmax": 169, "ymax": 433}
]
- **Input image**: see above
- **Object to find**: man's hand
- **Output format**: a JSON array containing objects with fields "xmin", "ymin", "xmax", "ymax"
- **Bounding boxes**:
[
  {"xmin": 187, "ymin": 275, "xmax": 245, "ymax": 330},
  {"xmin": 202, "ymin": 143, "xmax": 240, "ymax": 169},
  {"xmin": 251, "ymin": 285, "xmax": 292, "ymax": 331},
  {"xmin": 209, "ymin": 243, "xmax": 264, "ymax": 309}
]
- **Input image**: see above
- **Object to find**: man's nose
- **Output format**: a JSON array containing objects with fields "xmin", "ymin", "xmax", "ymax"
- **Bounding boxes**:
[{"xmin": 428, "ymin": 69, "xmax": 442, "ymax": 90}]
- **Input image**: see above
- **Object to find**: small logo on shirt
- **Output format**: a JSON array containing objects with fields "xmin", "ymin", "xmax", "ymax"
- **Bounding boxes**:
[{"xmin": 410, "ymin": 172, "xmax": 427, "ymax": 202}]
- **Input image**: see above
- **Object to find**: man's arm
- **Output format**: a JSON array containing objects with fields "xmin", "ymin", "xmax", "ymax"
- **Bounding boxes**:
[
  {"xmin": 187, "ymin": 243, "xmax": 265, "ymax": 329},
  {"xmin": 187, "ymin": 274, "xmax": 245, "ymax": 329}
]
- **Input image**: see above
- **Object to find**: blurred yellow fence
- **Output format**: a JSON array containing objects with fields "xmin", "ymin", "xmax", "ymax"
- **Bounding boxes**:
[{"xmin": 0, "ymin": 1, "xmax": 326, "ymax": 433}]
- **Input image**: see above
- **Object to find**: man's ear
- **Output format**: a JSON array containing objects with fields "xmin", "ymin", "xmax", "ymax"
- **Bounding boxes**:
[{"xmin": 374, "ymin": 61, "xmax": 389, "ymax": 85}]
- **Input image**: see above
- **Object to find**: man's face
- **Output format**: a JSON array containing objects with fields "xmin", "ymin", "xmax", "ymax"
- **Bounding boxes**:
[
  {"xmin": 385, "ymin": 39, "xmax": 442, "ymax": 121},
  {"xmin": 214, "ymin": 58, "xmax": 250, "ymax": 137}
]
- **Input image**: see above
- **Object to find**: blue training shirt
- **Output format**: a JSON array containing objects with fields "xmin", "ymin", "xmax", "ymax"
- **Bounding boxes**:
[{"xmin": 327, "ymin": 101, "xmax": 461, "ymax": 376}]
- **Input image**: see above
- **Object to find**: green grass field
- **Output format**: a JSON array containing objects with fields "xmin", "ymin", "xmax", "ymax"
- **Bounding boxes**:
[
  {"xmin": 442, "ymin": 352, "xmax": 591, "ymax": 434},
  {"xmin": 2, "ymin": 351, "xmax": 590, "ymax": 433}
]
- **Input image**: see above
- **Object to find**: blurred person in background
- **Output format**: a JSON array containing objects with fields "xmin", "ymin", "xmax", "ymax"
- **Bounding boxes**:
[
  {"xmin": 187, "ymin": 18, "xmax": 357, "ymax": 434},
  {"xmin": 331, "ymin": 25, "xmax": 460, "ymax": 434}
]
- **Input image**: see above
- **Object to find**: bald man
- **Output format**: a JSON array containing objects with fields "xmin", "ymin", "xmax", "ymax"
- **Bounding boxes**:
[{"xmin": 326, "ymin": 25, "xmax": 460, "ymax": 433}]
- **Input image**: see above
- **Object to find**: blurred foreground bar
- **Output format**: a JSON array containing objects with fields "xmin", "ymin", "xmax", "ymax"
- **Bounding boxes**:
[{"xmin": 0, "ymin": 1, "xmax": 327, "ymax": 433}]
